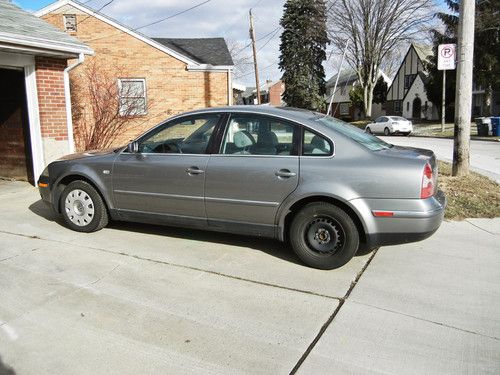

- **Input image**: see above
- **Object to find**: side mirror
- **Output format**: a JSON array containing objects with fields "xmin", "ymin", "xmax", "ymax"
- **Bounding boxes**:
[{"xmin": 127, "ymin": 141, "xmax": 139, "ymax": 153}]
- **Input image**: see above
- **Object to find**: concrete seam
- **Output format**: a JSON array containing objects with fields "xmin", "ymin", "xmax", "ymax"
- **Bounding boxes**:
[
  {"xmin": 289, "ymin": 248, "xmax": 380, "ymax": 374},
  {"xmin": 465, "ymin": 219, "xmax": 497, "ymax": 236},
  {"xmin": 0, "ymin": 229, "xmax": 340, "ymax": 301},
  {"xmin": 350, "ymin": 300, "xmax": 500, "ymax": 342}
]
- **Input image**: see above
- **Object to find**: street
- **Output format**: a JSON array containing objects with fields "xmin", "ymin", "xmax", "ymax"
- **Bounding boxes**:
[
  {"xmin": 381, "ymin": 136, "xmax": 500, "ymax": 182},
  {"xmin": 0, "ymin": 180, "xmax": 499, "ymax": 374}
]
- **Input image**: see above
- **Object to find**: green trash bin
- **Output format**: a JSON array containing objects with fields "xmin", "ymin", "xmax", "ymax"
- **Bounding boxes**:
[{"xmin": 475, "ymin": 117, "xmax": 489, "ymax": 136}]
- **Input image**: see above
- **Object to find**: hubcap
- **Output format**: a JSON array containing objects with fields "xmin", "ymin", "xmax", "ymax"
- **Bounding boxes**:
[
  {"xmin": 64, "ymin": 189, "xmax": 94, "ymax": 226},
  {"xmin": 305, "ymin": 217, "xmax": 344, "ymax": 255}
]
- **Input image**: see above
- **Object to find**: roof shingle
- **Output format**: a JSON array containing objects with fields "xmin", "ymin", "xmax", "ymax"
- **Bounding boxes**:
[{"xmin": 153, "ymin": 37, "xmax": 233, "ymax": 66}]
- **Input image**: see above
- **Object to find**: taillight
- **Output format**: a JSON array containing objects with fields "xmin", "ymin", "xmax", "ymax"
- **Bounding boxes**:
[{"xmin": 420, "ymin": 163, "xmax": 434, "ymax": 199}]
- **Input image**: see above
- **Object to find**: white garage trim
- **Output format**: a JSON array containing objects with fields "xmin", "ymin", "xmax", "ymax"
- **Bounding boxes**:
[{"xmin": 0, "ymin": 51, "xmax": 45, "ymax": 181}]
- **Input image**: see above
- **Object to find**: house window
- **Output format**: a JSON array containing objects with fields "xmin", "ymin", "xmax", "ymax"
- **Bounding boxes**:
[
  {"xmin": 118, "ymin": 78, "xmax": 147, "ymax": 116},
  {"xmin": 339, "ymin": 103, "xmax": 349, "ymax": 115},
  {"xmin": 404, "ymin": 74, "xmax": 416, "ymax": 89},
  {"xmin": 406, "ymin": 102, "xmax": 410, "ymax": 112},
  {"xmin": 63, "ymin": 14, "xmax": 77, "ymax": 32},
  {"xmin": 394, "ymin": 100, "xmax": 402, "ymax": 113}
]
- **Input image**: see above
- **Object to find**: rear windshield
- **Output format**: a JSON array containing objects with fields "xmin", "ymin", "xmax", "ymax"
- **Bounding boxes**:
[{"xmin": 314, "ymin": 115, "xmax": 393, "ymax": 151}]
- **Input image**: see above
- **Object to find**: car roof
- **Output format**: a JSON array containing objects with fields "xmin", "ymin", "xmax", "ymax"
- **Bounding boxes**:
[{"xmin": 178, "ymin": 105, "xmax": 320, "ymax": 124}]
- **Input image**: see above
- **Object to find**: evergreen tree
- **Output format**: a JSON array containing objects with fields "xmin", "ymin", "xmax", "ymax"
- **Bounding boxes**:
[
  {"xmin": 424, "ymin": 0, "xmax": 500, "ymax": 117},
  {"xmin": 279, "ymin": 0, "xmax": 328, "ymax": 110}
]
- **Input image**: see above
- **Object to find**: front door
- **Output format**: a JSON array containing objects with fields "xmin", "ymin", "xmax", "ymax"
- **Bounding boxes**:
[
  {"xmin": 112, "ymin": 113, "xmax": 222, "ymax": 223},
  {"xmin": 412, "ymin": 97, "xmax": 422, "ymax": 119},
  {"xmin": 204, "ymin": 114, "xmax": 300, "ymax": 236}
]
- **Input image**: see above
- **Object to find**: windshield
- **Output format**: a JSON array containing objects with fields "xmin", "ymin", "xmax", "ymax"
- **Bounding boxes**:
[{"xmin": 314, "ymin": 115, "xmax": 393, "ymax": 151}]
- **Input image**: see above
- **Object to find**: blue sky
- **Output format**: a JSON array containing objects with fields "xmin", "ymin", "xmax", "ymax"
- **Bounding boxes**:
[{"xmin": 14, "ymin": 0, "xmax": 446, "ymax": 86}]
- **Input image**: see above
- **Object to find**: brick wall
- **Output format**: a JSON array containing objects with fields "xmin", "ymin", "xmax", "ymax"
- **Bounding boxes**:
[
  {"xmin": 35, "ymin": 56, "xmax": 68, "ymax": 141},
  {"xmin": 42, "ymin": 7, "xmax": 230, "ymax": 148},
  {"xmin": 269, "ymin": 81, "xmax": 284, "ymax": 106}
]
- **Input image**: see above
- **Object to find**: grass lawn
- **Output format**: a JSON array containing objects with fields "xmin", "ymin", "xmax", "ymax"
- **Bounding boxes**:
[{"xmin": 438, "ymin": 161, "xmax": 500, "ymax": 220}]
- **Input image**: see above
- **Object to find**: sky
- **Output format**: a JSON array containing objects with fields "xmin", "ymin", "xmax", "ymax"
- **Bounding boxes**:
[{"xmin": 14, "ymin": 0, "xmax": 447, "ymax": 88}]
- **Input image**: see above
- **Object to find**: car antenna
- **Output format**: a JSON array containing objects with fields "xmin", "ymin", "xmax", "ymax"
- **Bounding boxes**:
[{"xmin": 325, "ymin": 40, "xmax": 349, "ymax": 118}]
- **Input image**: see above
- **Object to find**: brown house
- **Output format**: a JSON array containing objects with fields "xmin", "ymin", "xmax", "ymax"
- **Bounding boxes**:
[
  {"xmin": 36, "ymin": 0, "xmax": 234, "ymax": 147},
  {"xmin": 0, "ymin": 0, "xmax": 93, "ymax": 183}
]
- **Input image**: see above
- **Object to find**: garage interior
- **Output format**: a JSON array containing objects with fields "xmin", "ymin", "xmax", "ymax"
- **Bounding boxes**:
[{"xmin": 0, "ymin": 67, "xmax": 33, "ymax": 183}]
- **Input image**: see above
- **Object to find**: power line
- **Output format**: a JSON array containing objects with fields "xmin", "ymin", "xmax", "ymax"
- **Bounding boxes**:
[
  {"xmin": 83, "ymin": 0, "xmax": 213, "ymax": 43},
  {"xmin": 76, "ymin": 0, "xmax": 114, "ymax": 27}
]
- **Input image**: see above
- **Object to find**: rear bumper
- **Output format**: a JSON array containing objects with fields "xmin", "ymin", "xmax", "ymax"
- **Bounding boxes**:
[{"xmin": 351, "ymin": 190, "xmax": 446, "ymax": 248}]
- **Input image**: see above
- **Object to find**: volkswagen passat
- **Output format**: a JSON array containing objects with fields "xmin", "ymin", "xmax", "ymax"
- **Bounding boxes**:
[{"xmin": 38, "ymin": 106, "xmax": 445, "ymax": 270}]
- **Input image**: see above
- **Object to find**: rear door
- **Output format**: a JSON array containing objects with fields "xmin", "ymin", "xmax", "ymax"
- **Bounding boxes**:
[{"xmin": 204, "ymin": 114, "xmax": 300, "ymax": 235}]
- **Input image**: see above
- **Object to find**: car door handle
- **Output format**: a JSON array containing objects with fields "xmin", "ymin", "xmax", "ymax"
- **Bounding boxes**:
[
  {"xmin": 186, "ymin": 167, "xmax": 205, "ymax": 175},
  {"xmin": 275, "ymin": 169, "xmax": 296, "ymax": 178}
]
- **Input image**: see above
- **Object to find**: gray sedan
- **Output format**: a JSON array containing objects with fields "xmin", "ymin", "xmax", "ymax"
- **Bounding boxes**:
[{"xmin": 38, "ymin": 106, "xmax": 445, "ymax": 270}]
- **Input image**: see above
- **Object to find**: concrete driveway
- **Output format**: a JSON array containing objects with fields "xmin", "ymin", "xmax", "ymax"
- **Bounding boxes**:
[
  {"xmin": 380, "ymin": 136, "xmax": 500, "ymax": 182},
  {"xmin": 0, "ymin": 181, "xmax": 499, "ymax": 374}
]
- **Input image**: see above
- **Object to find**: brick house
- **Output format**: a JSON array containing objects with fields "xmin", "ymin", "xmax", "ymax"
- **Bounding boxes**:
[
  {"xmin": 36, "ymin": 0, "xmax": 234, "ymax": 147},
  {"xmin": 0, "ymin": 0, "xmax": 93, "ymax": 183}
]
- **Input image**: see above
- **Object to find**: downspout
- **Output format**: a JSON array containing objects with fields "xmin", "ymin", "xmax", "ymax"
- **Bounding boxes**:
[
  {"xmin": 227, "ymin": 68, "xmax": 233, "ymax": 106},
  {"xmin": 64, "ymin": 53, "xmax": 84, "ymax": 154}
]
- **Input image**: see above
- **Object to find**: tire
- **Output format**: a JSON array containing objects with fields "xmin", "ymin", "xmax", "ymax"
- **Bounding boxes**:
[
  {"xmin": 384, "ymin": 127, "xmax": 390, "ymax": 136},
  {"xmin": 366, "ymin": 127, "xmax": 372, "ymax": 134},
  {"xmin": 403, "ymin": 132, "xmax": 411, "ymax": 136},
  {"xmin": 60, "ymin": 180, "xmax": 108, "ymax": 232},
  {"xmin": 356, "ymin": 243, "xmax": 379, "ymax": 256},
  {"xmin": 289, "ymin": 202, "xmax": 360, "ymax": 270}
]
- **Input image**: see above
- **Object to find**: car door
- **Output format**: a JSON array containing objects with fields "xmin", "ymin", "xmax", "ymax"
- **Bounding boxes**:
[
  {"xmin": 204, "ymin": 113, "xmax": 300, "ymax": 236},
  {"xmin": 375, "ymin": 116, "xmax": 387, "ymax": 133},
  {"xmin": 112, "ymin": 113, "xmax": 222, "ymax": 225}
]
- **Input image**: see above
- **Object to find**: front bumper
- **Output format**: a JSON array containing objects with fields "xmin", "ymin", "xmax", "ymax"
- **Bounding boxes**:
[
  {"xmin": 37, "ymin": 175, "xmax": 53, "ymax": 207},
  {"xmin": 351, "ymin": 190, "xmax": 446, "ymax": 248}
]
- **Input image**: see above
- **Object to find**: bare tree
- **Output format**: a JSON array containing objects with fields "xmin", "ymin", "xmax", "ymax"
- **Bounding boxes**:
[
  {"xmin": 328, "ymin": 0, "xmax": 434, "ymax": 118},
  {"xmin": 226, "ymin": 39, "xmax": 254, "ymax": 81},
  {"xmin": 71, "ymin": 59, "xmax": 152, "ymax": 151}
]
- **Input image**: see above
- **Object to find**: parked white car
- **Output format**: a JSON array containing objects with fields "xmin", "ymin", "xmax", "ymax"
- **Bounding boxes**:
[{"xmin": 365, "ymin": 116, "xmax": 413, "ymax": 136}]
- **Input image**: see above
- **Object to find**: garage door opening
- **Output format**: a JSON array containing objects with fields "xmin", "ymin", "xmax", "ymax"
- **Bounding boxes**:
[{"xmin": 0, "ymin": 67, "xmax": 34, "ymax": 184}]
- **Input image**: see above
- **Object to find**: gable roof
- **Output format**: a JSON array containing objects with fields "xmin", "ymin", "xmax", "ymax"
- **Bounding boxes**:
[
  {"xmin": 152, "ymin": 38, "xmax": 233, "ymax": 66},
  {"xmin": 326, "ymin": 68, "xmax": 357, "ymax": 88},
  {"xmin": 413, "ymin": 43, "xmax": 433, "ymax": 63},
  {"xmin": 35, "ymin": 0, "xmax": 232, "ymax": 69},
  {"xmin": 0, "ymin": 0, "xmax": 92, "ymax": 56}
]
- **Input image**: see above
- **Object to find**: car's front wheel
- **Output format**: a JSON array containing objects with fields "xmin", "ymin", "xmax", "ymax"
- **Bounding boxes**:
[
  {"xmin": 365, "ymin": 127, "xmax": 372, "ymax": 134},
  {"xmin": 289, "ymin": 202, "xmax": 359, "ymax": 270},
  {"xmin": 384, "ymin": 127, "xmax": 391, "ymax": 136},
  {"xmin": 60, "ymin": 180, "xmax": 108, "ymax": 232}
]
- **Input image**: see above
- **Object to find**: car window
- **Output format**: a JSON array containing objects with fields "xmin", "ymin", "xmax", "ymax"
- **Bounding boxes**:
[
  {"xmin": 315, "ymin": 115, "xmax": 393, "ymax": 151},
  {"xmin": 221, "ymin": 114, "xmax": 297, "ymax": 156},
  {"xmin": 375, "ymin": 117, "xmax": 382, "ymax": 122},
  {"xmin": 303, "ymin": 129, "xmax": 332, "ymax": 156},
  {"xmin": 138, "ymin": 114, "xmax": 220, "ymax": 154}
]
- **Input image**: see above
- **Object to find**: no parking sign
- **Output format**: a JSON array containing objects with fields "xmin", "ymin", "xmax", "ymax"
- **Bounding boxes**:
[{"xmin": 438, "ymin": 44, "xmax": 456, "ymax": 70}]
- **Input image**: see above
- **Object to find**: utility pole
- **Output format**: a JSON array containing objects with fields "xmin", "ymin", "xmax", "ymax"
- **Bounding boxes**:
[
  {"xmin": 249, "ymin": 9, "xmax": 261, "ymax": 104},
  {"xmin": 453, "ymin": 0, "xmax": 475, "ymax": 176}
]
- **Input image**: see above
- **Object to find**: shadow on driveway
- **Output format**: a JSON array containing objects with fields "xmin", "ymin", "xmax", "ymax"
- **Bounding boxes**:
[
  {"xmin": 28, "ymin": 199, "xmax": 304, "ymax": 265},
  {"xmin": 0, "ymin": 355, "xmax": 15, "ymax": 375}
]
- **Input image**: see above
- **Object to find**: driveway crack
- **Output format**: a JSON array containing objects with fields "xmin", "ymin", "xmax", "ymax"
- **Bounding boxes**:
[{"xmin": 289, "ymin": 248, "xmax": 379, "ymax": 374}]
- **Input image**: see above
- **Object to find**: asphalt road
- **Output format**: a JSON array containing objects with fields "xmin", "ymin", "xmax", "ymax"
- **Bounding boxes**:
[
  {"xmin": 0, "ymin": 181, "xmax": 499, "ymax": 374},
  {"xmin": 380, "ymin": 136, "xmax": 500, "ymax": 182}
]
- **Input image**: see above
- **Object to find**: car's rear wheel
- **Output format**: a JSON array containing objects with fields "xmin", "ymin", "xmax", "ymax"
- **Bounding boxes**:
[
  {"xmin": 366, "ymin": 127, "xmax": 372, "ymax": 134},
  {"xmin": 402, "ymin": 132, "xmax": 411, "ymax": 136},
  {"xmin": 289, "ymin": 202, "xmax": 359, "ymax": 270},
  {"xmin": 384, "ymin": 127, "xmax": 390, "ymax": 136},
  {"xmin": 60, "ymin": 180, "xmax": 108, "ymax": 232}
]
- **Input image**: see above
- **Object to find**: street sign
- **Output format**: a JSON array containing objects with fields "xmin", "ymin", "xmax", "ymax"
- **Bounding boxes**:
[{"xmin": 438, "ymin": 44, "xmax": 456, "ymax": 70}]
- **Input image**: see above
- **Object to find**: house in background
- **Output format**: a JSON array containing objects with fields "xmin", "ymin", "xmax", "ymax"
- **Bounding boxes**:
[
  {"xmin": 326, "ymin": 68, "xmax": 391, "ymax": 120},
  {"xmin": 36, "ymin": 0, "xmax": 233, "ymax": 147},
  {"xmin": 0, "ymin": 0, "xmax": 92, "ymax": 183},
  {"xmin": 386, "ymin": 44, "xmax": 439, "ymax": 121}
]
